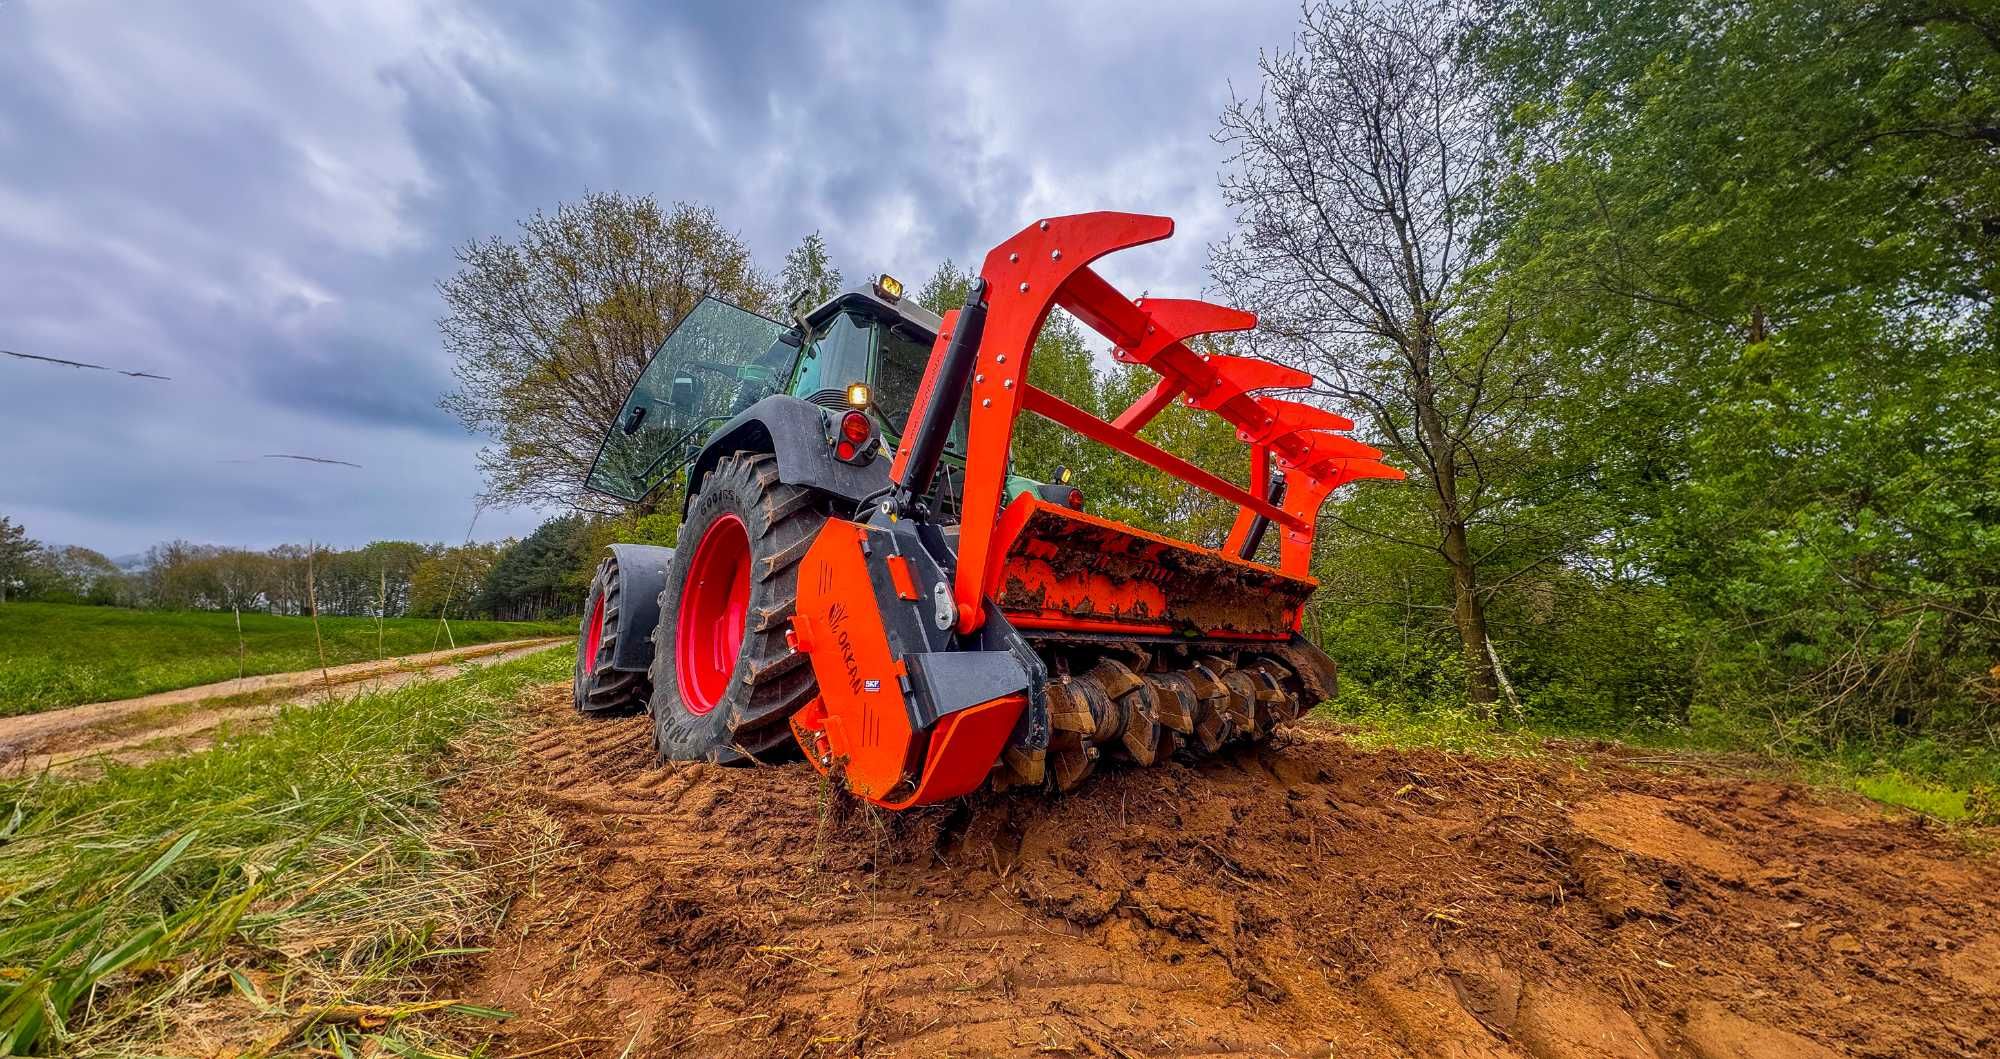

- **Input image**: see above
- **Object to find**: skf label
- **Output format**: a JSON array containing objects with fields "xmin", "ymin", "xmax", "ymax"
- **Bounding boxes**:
[{"xmin": 863, "ymin": 679, "xmax": 881, "ymax": 693}]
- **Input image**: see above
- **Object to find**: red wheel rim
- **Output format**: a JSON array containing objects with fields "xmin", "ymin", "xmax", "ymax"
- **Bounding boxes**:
[
  {"xmin": 676, "ymin": 513, "xmax": 751, "ymax": 716},
  {"xmin": 583, "ymin": 591, "xmax": 606, "ymax": 677}
]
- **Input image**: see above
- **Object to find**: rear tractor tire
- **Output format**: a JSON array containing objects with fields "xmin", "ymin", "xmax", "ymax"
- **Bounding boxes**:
[
  {"xmin": 572, "ymin": 554, "xmax": 652, "ymax": 716},
  {"xmin": 648, "ymin": 451, "xmax": 824, "ymax": 764}
]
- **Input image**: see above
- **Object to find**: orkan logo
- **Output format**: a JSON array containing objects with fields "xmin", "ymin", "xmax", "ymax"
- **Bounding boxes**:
[{"xmin": 827, "ymin": 601, "xmax": 862, "ymax": 695}]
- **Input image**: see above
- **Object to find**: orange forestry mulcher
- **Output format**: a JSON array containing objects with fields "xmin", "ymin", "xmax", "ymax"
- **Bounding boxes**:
[
  {"xmin": 784, "ymin": 212, "xmax": 1400, "ymax": 807},
  {"xmin": 575, "ymin": 211, "xmax": 1399, "ymax": 809}
]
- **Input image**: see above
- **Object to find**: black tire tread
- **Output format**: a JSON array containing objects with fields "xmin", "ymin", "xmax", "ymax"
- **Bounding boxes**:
[
  {"xmin": 573, "ymin": 556, "xmax": 651, "ymax": 716},
  {"xmin": 649, "ymin": 451, "xmax": 824, "ymax": 763}
]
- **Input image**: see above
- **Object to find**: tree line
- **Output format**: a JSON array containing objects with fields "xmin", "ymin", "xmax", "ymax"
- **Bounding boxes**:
[{"xmin": 0, "ymin": 513, "xmax": 594, "ymax": 623}]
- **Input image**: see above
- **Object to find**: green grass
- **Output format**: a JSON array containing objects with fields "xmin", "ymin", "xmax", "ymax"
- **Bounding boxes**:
[
  {"xmin": 0, "ymin": 646, "xmax": 571, "ymax": 1056},
  {"xmin": 1845, "ymin": 773, "xmax": 1971, "ymax": 820},
  {"xmin": 0, "ymin": 602, "xmax": 571, "ymax": 717}
]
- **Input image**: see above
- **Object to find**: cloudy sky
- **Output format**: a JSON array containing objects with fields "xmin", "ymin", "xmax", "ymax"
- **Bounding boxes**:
[{"xmin": 0, "ymin": 0, "xmax": 1301, "ymax": 557}]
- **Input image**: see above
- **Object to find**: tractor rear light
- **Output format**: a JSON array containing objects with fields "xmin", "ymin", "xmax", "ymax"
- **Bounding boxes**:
[
  {"xmin": 841, "ymin": 410, "xmax": 871, "ymax": 443},
  {"xmin": 1065, "ymin": 487, "xmax": 1085, "ymax": 510},
  {"xmin": 831, "ymin": 408, "xmax": 876, "ymax": 465}
]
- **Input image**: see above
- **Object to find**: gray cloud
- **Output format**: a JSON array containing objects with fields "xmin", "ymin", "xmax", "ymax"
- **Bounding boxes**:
[{"xmin": 0, "ymin": 0, "xmax": 1299, "ymax": 555}]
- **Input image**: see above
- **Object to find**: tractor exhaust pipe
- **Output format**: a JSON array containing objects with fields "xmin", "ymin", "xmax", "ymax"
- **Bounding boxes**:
[{"xmin": 894, "ymin": 278, "xmax": 987, "ymax": 518}]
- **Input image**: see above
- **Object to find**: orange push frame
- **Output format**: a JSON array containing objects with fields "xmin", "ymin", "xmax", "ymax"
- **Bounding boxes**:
[{"xmin": 890, "ymin": 212, "xmax": 1404, "ymax": 637}]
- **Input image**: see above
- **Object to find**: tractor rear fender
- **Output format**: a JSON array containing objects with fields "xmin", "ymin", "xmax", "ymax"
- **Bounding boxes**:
[
  {"xmin": 684, "ymin": 395, "xmax": 892, "ymax": 517},
  {"xmin": 599, "ymin": 543, "xmax": 675, "ymax": 673}
]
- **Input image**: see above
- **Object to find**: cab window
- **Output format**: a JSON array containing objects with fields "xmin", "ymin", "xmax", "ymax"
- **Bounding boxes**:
[{"xmin": 872, "ymin": 323, "xmax": 934, "ymax": 436}]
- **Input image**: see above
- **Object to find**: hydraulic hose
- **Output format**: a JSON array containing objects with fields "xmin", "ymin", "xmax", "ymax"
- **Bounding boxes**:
[{"xmin": 894, "ymin": 278, "xmax": 987, "ymax": 518}]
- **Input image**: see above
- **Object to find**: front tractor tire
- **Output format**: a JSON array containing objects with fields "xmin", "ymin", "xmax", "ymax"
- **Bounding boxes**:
[
  {"xmin": 572, "ymin": 554, "xmax": 651, "ymax": 716},
  {"xmin": 648, "ymin": 452, "xmax": 824, "ymax": 763}
]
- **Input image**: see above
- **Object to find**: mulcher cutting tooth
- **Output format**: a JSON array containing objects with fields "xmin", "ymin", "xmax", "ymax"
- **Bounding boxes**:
[
  {"xmin": 1118, "ymin": 677, "xmax": 1165, "ymax": 766},
  {"xmin": 1047, "ymin": 679, "xmax": 1096, "ymax": 735},
  {"xmin": 1251, "ymin": 657, "xmax": 1311, "ymax": 726},
  {"xmin": 999, "ymin": 746, "xmax": 1046, "ymax": 790},
  {"xmin": 1186, "ymin": 662, "xmax": 1235, "ymax": 753},
  {"xmin": 1217, "ymin": 668, "xmax": 1261, "ymax": 739},
  {"xmin": 1246, "ymin": 667, "xmax": 1292, "ymax": 732},
  {"xmin": 1050, "ymin": 732, "xmax": 1098, "ymax": 792},
  {"xmin": 1145, "ymin": 673, "xmax": 1198, "ymax": 734}
]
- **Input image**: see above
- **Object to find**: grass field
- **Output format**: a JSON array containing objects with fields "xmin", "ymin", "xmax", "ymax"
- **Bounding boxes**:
[
  {"xmin": 0, "ymin": 601, "xmax": 571, "ymax": 717},
  {"xmin": 0, "ymin": 646, "xmax": 568, "ymax": 1055}
]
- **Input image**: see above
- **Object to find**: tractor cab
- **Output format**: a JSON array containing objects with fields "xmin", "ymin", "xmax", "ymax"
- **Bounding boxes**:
[
  {"xmin": 584, "ymin": 277, "xmax": 956, "ymax": 507},
  {"xmin": 793, "ymin": 280, "xmax": 946, "ymax": 441}
]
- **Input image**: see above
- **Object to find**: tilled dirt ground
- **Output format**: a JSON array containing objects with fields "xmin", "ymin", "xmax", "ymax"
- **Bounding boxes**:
[{"xmin": 449, "ymin": 684, "xmax": 1999, "ymax": 1058}]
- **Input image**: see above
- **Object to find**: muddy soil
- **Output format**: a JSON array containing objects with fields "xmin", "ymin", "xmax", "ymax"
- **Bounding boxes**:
[{"xmin": 450, "ymin": 684, "xmax": 1998, "ymax": 1058}]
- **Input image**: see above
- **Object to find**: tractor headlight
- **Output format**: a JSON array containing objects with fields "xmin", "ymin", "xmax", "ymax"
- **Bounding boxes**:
[
  {"xmin": 845, "ymin": 382, "xmax": 871, "ymax": 408},
  {"xmin": 874, "ymin": 273, "xmax": 904, "ymax": 301}
]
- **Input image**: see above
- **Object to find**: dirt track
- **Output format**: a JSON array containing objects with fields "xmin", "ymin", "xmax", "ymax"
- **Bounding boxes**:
[
  {"xmin": 0, "ymin": 638, "xmax": 567, "ymax": 775},
  {"xmin": 451, "ymin": 683, "xmax": 1998, "ymax": 1058}
]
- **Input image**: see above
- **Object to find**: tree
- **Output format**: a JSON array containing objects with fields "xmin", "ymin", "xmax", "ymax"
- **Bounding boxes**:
[
  {"xmin": 410, "ymin": 542, "xmax": 507, "ymax": 621},
  {"xmin": 440, "ymin": 192, "xmax": 773, "ymax": 512},
  {"xmin": 0, "ymin": 517, "xmax": 40, "ymax": 603},
  {"xmin": 1211, "ymin": 0, "xmax": 1564, "ymax": 709},
  {"xmin": 476, "ymin": 515, "xmax": 590, "ymax": 621},
  {"xmin": 28, "ymin": 545, "xmax": 123, "ymax": 604},
  {"xmin": 1483, "ymin": 0, "xmax": 2000, "ymax": 743},
  {"xmin": 916, "ymin": 259, "xmax": 974, "ymax": 315},
  {"xmin": 780, "ymin": 231, "xmax": 843, "ymax": 308}
]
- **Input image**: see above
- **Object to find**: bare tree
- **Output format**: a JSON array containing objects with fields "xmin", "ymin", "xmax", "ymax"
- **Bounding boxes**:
[
  {"xmin": 440, "ymin": 192, "xmax": 772, "ymax": 512},
  {"xmin": 1213, "ymin": 0, "xmax": 1546, "ymax": 707}
]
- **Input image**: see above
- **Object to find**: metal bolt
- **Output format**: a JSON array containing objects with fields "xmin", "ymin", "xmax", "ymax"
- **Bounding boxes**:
[
  {"xmin": 1009, "ymin": 252, "xmax": 1019, "ymax": 263},
  {"xmin": 932, "ymin": 581, "xmax": 957, "ymax": 630},
  {"xmin": 997, "ymin": 355, "xmax": 1007, "ymax": 364},
  {"xmin": 1003, "ymin": 379, "xmax": 1014, "ymax": 389},
  {"xmin": 1050, "ymin": 249, "xmax": 1062, "ymax": 261},
  {"xmin": 976, "ymin": 373, "xmax": 985, "ymax": 383},
  {"xmin": 1039, "ymin": 220, "xmax": 1049, "ymax": 230},
  {"xmin": 1146, "ymin": 324, "xmax": 1155, "ymax": 334},
  {"xmin": 982, "ymin": 398, "xmax": 992, "ymax": 407},
  {"xmin": 1018, "ymin": 282, "xmax": 1029, "ymax": 293}
]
